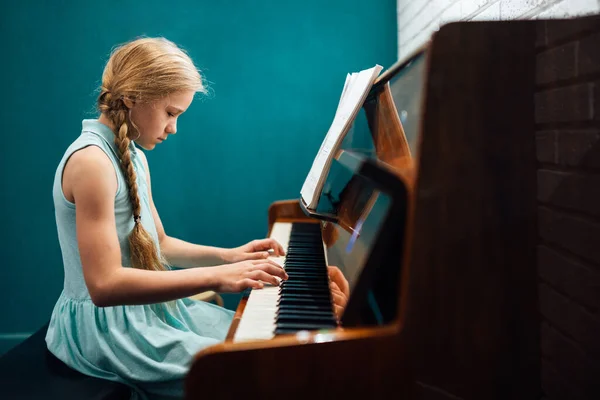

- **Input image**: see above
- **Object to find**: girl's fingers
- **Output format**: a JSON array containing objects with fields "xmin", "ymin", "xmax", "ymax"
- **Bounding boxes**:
[
  {"xmin": 255, "ymin": 261, "xmax": 288, "ymax": 280},
  {"xmin": 334, "ymin": 304, "xmax": 344, "ymax": 320},
  {"xmin": 249, "ymin": 270, "xmax": 279, "ymax": 286},
  {"xmin": 246, "ymin": 251, "xmax": 269, "ymax": 260},
  {"xmin": 330, "ymin": 281, "xmax": 341, "ymax": 292},
  {"xmin": 238, "ymin": 278, "xmax": 263, "ymax": 291},
  {"xmin": 330, "ymin": 289, "xmax": 347, "ymax": 308}
]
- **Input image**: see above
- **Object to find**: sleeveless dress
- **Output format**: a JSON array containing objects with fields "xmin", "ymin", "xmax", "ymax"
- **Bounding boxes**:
[{"xmin": 45, "ymin": 119, "xmax": 234, "ymax": 400}]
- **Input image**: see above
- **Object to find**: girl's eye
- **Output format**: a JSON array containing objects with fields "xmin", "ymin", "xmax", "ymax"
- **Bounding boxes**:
[{"xmin": 167, "ymin": 112, "xmax": 175, "ymax": 117}]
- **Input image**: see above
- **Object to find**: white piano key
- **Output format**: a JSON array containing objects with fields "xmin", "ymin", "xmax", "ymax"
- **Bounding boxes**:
[{"xmin": 234, "ymin": 222, "xmax": 292, "ymax": 342}]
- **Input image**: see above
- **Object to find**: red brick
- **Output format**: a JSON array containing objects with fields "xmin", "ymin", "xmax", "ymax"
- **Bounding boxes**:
[
  {"xmin": 539, "ymin": 283, "xmax": 600, "ymax": 357},
  {"xmin": 557, "ymin": 130, "xmax": 600, "ymax": 169},
  {"xmin": 538, "ymin": 207, "xmax": 600, "ymax": 264},
  {"xmin": 536, "ymin": 131, "xmax": 557, "ymax": 163},
  {"xmin": 535, "ymin": 84, "xmax": 593, "ymax": 124},
  {"xmin": 536, "ymin": 41, "xmax": 577, "ymax": 85},
  {"xmin": 538, "ymin": 245, "xmax": 600, "ymax": 311},
  {"xmin": 579, "ymin": 32, "xmax": 600, "ymax": 76},
  {"xmin": 537, "ymin": 170, "xmax": 600, "ymax": 217}
]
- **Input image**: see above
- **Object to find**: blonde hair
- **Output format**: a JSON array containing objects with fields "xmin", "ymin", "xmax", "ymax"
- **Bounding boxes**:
[{"xmin": 97, "ymin": 37, "xmax": 205, "ymax": 272}]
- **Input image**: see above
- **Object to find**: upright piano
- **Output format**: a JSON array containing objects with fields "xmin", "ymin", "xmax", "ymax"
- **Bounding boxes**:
[{"xmin": 186, "ymin": 16, "xmax": 600, "ymax": 400}]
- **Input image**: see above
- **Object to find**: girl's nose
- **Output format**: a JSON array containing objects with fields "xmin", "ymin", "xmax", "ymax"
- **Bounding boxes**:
[{"xmin": 167, "ymin": 123, "xmax": 177, "ymax": 135}]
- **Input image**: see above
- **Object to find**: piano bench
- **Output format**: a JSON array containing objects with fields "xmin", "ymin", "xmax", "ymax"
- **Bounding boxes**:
[{"xmin": 0, "ymin": 322, "xmax": 130, "ymax": 400}]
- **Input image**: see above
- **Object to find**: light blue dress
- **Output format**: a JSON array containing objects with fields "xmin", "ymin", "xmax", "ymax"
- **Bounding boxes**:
[{"xmin": 46, "ymin": 119, "xmax": 234, "ymax": 400}]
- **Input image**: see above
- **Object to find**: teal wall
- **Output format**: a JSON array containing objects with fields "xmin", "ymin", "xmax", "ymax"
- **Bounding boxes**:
[{"xmin": 0, "ymin": 0, "xmax": 397, "ymax": 355}]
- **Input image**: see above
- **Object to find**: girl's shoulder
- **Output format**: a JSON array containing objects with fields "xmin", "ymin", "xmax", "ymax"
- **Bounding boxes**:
[{"xmin": 60, "ymin": 144, "xmax": 119, "ymax": 204}]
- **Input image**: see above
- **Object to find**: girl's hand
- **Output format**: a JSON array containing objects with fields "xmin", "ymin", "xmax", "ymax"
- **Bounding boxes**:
[
  {"xmin": 212, "ymin": 259, "xmax": 288, "ymax": 292},
  {"xmin": 328, "ymin": 266, "xmax": 350, "ymax": 320},
  {"xmin": 223, "ymin": 238, "xmax": 285, "ymax": 263}
]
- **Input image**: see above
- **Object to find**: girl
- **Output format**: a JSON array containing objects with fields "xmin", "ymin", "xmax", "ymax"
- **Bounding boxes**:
[{"xmin": 45, "ymin": 37, "xmax": 348, "ymax": 400}]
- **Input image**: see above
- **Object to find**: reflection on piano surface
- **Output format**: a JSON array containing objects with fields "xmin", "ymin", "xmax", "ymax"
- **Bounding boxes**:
[
  {"xmin": 186, "ymin": 16, "xmax": 600, "ymax": 400},
  {"xmin": 234, "ymin": 149, "xmax": 408, "ymax": 342}
]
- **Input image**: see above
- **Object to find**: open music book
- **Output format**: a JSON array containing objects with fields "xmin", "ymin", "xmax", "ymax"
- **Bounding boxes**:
[{"xmin": 300, "ymin": 64, "xmax": 383, "ymax": 210}]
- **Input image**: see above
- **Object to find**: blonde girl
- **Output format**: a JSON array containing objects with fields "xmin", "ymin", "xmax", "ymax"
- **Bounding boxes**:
[{"xmin": 45, "ymin": 37, "xmax": 291, "ymax": 400}]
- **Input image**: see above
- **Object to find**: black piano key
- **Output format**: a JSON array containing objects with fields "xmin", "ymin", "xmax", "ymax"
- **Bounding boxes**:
[
  {"xmin": 284, "ymin": 275, "xmax": 327, "ymax": 280},
  {"xmin": 277, "ymin": 304, "xmax": 329, "ymax": 312},
  {"xmin": 285, "ymin": 257, "xmax": 324, "ymax": 262},
  {"xmin": 280, "ymin": 291, "xmax": 330, "ymax": 298},
  {"xmin": 278, "ymin": 292, "xmax": 330, "ymax": 301},
  {"xmin": 284, "ymin": 268, "xmax": 324, "ymax": 274},
  {"xmin": 285, "ymin": 261, "xmax": 325, "ymax": 265},
  {"xmin": 276, "ymin": 322, "xmax": 337, "ymax": 331},
  {"xmin": 285, "ymin": 265, "xmax": 324, "ymax": 269},
  {"xmin": 276, "ymin": 314, "xmax": 337, "ymax": 325},
  {"xmin": 281, "ymin": 278, "xmax": 328, "ymax": 285},
  {"xmin": 285, "ymin": 273, "xmax": 326, "ymax": 278},
  {"xmin": 285, "ymin": 276, "xmax": 326, "ymax": 281},
  {"xmin": 284, "ymin": 262, "xmax": 325, "ymax": 267},
  {"xmin": 279, "ymin": 298, "xmax": 331, "ymax": 305},
  {"xmin": 280, "ymin": 287, "xmax": 330, "ymax": 295},
  {"xmin": 277, "ymin": 309, "xmax": 334, "ymax": 317},
  {"xmin": 285, "ymin": 262, "xmax": 324, "ymax": 267},
  {"xmin": 284, "ymin": 274, "xmax": 326, "ymax": 280},
  {"xmin": 273, "ymin": 329, "xmax": 303, "ymax": 335},
  {"xmin": 285, "ymin": 267, "xmax": 325, "ymax": 272},
  {"xmin": 280, "ymin": 282, "xmax": 329, "ymax": 289},
  {"xmin": 278, "ymin": 299, "xmax": 331, "ymax": 307},
  {"xmin": 280, "ymin": 281, "xmax": 327, "ymax": 288},
  {"xmin": 284, "ymin": 275, "xmax": 326, "ymax": 280},
  {"xmin": 280, "ymin": 282, "xmax": 330, "ymax": 289},
  {"xmin": 286, "ymin": 243, "xmax": 321, "ymax": 248},
  {"xmin": 283, "ymin": 283, "xmax": 328, "ymax": 288}
]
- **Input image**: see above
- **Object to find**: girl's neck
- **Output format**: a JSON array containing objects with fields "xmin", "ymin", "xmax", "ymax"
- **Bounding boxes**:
[{"xmin": 98, "ymin": 114, "xmax": 115, "ymax": 132}]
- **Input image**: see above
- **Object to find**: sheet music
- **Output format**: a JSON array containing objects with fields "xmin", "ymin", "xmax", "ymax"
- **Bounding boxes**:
[
  {"xmin": 310, "ymin": 73, "xmax": 353, "ymax": 166},
  {"xmin": 301, "ymin": 65, "xmax": 382, "ymax": 208},
  {"xmin": 339, "ymin": 73, "xmax": 352, "ymax": 108}
]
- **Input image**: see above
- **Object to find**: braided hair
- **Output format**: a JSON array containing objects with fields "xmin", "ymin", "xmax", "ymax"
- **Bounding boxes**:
[{"xmin": 97, "ymin": 38, "xmax": 205, "ymax": 271}]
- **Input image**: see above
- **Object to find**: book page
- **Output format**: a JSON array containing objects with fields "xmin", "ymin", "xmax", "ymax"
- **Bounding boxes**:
[{"xmin": 301, "ymin": 65, "xmax": 382, "ymax": 208}]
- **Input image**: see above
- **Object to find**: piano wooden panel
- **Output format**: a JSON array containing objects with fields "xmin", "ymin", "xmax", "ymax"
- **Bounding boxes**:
[
  {"xmin": 266, "ymin": 200, "xmax": 315, "ymax": 237},
  {"xmin": 182, "ymin": 17, "xmax": 600, "ymax": 400},
  {"xmin": 402, "ymin": 21, "xmax": 539, "ymax": 399}
]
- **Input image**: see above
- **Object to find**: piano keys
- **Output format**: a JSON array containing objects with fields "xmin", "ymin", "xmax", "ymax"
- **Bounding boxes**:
[{"xmin": 234, "ymin": 222, "xmax": 337, "ymax": 341}]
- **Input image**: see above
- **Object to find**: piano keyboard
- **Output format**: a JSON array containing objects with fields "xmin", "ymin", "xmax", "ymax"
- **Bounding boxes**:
[{"xmin": 233, "ymin": 222, "xmax": 337, "ymax": 341}]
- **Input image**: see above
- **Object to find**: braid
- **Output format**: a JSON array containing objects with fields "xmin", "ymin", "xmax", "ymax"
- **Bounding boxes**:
[
  {"xmin": 91, "ymin": 37, "xmax": 207, "ymax": 308},
  {"xmin": 113, "ymin": 109, "xmax": 142, "ymax": 221},
  {"xmin": 98, "ymin": 92, "xmax": 167, "ymax": 272}
]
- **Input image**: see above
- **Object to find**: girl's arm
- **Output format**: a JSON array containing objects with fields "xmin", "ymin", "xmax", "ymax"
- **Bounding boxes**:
[
  {"xmin": 137, "ymin": 151, "xmax": 285, "ymax": 268},
  {"xmin": 67, "ymin": 147, "xmax": 286, "ymax": 307}
]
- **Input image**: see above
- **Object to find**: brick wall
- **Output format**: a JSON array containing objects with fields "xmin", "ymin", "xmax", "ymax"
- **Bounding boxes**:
[
  {"xmin": 396, "ymin": 2, "xmax": 600, "ymax": 398},
  {"xmin": 536, "ymin": 19, "xmax": 600, "ymax": 399},
  {"xmin": 396, "ymin": 0, "xmax": 600, "ymax": 59}
]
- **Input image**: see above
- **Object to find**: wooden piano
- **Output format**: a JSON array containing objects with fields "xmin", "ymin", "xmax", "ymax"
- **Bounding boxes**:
[{"xmin": 186, "ymin": 16, "xmax": 600, "ymax": 400}]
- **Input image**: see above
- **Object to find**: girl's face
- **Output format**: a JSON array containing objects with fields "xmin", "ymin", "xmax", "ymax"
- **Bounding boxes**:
[{"xmin": 127, "ymin": 90, "xmax": 195, "ymax": 150}]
